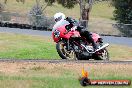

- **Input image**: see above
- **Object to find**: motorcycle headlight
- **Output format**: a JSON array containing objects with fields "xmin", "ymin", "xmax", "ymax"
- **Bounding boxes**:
[{"xmin": 54, "ymin": 30, "xmax": 60, "ymax": 38}]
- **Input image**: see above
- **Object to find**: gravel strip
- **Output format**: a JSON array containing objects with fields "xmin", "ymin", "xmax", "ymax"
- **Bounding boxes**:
[{"xmin": 0, "ymin": 59, "xmax": 132, "ymax": 64}]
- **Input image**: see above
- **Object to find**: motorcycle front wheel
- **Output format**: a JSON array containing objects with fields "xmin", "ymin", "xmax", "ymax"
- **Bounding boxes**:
[{"xmin": 56, "ymin": 41, "xmax": 77, "ymax": 60}]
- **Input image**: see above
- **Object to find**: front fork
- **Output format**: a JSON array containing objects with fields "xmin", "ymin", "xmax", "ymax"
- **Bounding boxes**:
[
  {"xmin": 61, "ymin": 39, "xmax": 71, "ymax": 51},
  {"xmin": 66, "ymin": 39, "xmax": 75, "ymax": 51},
  {"xmin": 67, "ymin": 39, "xmax": 70, "ymax": 51}
]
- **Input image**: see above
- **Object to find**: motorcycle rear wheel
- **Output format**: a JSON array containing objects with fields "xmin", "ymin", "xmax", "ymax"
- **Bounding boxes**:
[
  {"xmin": 93, "ymin": 48, "xmax": 109, "ymax": 60},
  {"xmin": 56, "ymin": 41, "xmax": 77, "ymax": 60}
]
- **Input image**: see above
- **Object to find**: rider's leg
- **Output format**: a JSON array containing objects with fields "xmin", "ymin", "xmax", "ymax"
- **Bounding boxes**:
[{"xmin": 80, "ymin": 30, "xmax": 98, "ymax": 51}]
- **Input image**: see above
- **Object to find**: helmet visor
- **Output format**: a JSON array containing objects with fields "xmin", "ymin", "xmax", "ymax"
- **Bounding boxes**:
[{"xmin": 55, "ymin": 16, "xmax": 62, "ymax": 22}]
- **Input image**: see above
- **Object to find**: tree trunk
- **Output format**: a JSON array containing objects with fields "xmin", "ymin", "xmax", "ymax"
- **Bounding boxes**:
[
  {"xmin": 4, "ymin": 0, "xmax": 8, "ymax": 4},
  {"xmin": 81, "ymin": 7, "xmax": 89, "ymax": 28},
  {"xmin": 79, "ymin": 0, "xmax": 93, "ymax": 29}
]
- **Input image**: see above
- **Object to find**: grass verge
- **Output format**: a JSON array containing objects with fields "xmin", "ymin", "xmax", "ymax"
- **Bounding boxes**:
[
  {"xmin": 0, "ymin": 32, "xmax": 60, "ymax": 59},
  {"xmin": 0, "ymin": 32, "xmax": 131, "ymax": 60}
]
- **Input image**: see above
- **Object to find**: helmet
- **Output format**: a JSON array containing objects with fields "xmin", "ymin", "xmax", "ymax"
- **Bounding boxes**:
[{"xmin": 54, "ymin": 12, "xmax": 65, "ymax": 22}]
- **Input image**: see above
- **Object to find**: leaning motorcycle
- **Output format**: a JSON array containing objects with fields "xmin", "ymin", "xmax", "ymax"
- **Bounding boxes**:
[{"xmin": 52, "ymin": 21, "xmax": 109, "ymax": 60}]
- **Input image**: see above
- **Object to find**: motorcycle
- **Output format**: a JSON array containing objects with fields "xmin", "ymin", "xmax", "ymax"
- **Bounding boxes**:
[{"xmin": 52, "ymin": 20, "xmax": 109, "ymax": 60}]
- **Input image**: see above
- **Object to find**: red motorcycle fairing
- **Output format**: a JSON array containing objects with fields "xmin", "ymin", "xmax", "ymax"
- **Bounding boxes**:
[{"xmin": 52, "ymin": 25, "xmax": 80, "ymax": 43}]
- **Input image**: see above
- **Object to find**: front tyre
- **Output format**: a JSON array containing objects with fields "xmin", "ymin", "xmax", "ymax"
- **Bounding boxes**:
[{"xmin": 56, "ymin": 41, "xmax": 77, "ymax": 60}]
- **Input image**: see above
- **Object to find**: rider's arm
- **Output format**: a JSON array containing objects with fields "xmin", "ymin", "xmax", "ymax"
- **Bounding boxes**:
[
  {"xmin": 65, "ymin": 17, "xmax": 78, "ymax": 25},
  {"xmin": 65, "ymin": 17, "xmax": 79, "ymax": 31},
  {"xmin": 65, "ymin": 17, "xmax": 85, "ymax": 32}
]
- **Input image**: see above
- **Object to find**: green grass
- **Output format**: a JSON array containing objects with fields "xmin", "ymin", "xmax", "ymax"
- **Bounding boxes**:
[
  {"xmin": 0, "ymin": 33, "xmax": 60, "ymax": 59},
  {"xmin": 0, "ymin": 76, "xmax": 80, "ymax": 88},
  {"xmin": 0, "ymin": 76, "xmax": 131, "ymax": 88},
  {"xmin": 0, "ymin": 33, "xmax": 131, "ymax": 60}
]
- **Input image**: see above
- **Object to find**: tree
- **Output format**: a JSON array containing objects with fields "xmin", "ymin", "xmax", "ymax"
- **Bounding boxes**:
[
  {"xmin": 3, "ymin": 0, "xmax": 97, "ymax": 28},
  {"xmin": 4, "ymin": 0, "xmax": 8, "ymax": 4},
  {"xmin": 4, "ymin": 0, "xmax": 25, "ymax": 4},
  {"xmin": 45, "ymin": 0, "xmax": 94, "ymax": 28},
  {"xmin": 0, "ymin": 3, "xmax": 5, "ymax": 12},
  {"xmin": 112, "ymin": 0, "xmax": 132, "ymax": 36},
  {"xmin": 78, "ymin": 0, "xmax": 93, "ymax": 28},
  {"xmin": 112, "ymin": 0, "xmax": 132, "ymax": 24}
]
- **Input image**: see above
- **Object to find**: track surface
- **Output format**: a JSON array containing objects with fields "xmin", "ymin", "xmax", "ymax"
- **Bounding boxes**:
[
  {"xmin": 0, "ymin": 27, "xmax": 132, "ymax": 47},
  {"xmin": 0, "ymin": 59, "xmax": 132, "ymax": 64}
]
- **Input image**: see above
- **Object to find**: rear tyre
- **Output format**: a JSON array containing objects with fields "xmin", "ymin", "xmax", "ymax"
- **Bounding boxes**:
[
  {"xmin": 56, "ymin": 41, "xmax": 77, "ymax": 60},
  {"xmin": 93, "ymin": 48, "xmax": 109, "ymax": 60}
]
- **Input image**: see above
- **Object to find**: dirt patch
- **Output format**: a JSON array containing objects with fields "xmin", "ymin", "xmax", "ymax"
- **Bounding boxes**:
[{"xmin": 0, "ymin": 61, "xmax": 131, "ymax": 78}]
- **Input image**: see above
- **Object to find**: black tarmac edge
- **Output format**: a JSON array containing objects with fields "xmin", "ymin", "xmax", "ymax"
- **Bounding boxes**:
[{"xmin": 0, "ymin": 59, "xmax": 132, "ymax": 64}]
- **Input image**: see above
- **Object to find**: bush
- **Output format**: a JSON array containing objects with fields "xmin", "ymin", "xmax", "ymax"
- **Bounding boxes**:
[
  {"xmin": 28, "ymin": 4, "xmax": 54, "ymax": 30},
  {"xmin": 0, "ymin": 12, "xmax": 11, "ymax": 21},
  {"xmin": 0, "ymin": 3, "xmax": 4, "ymax": 12}
]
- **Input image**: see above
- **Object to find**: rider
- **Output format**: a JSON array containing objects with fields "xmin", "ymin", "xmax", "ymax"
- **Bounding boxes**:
[{"xmin": 53, "ymin": 12, "xmax": 98, "ymax": 51}]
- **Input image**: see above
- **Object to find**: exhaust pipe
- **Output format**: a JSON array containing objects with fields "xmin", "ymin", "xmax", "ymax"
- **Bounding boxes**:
[
  {"xmin": 81, "ymin": 43, "xmax": 109, "ymax": 54},
  {"xmin": 95, "ymin": 43, "xmax": 109, "ymax": 52}
]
